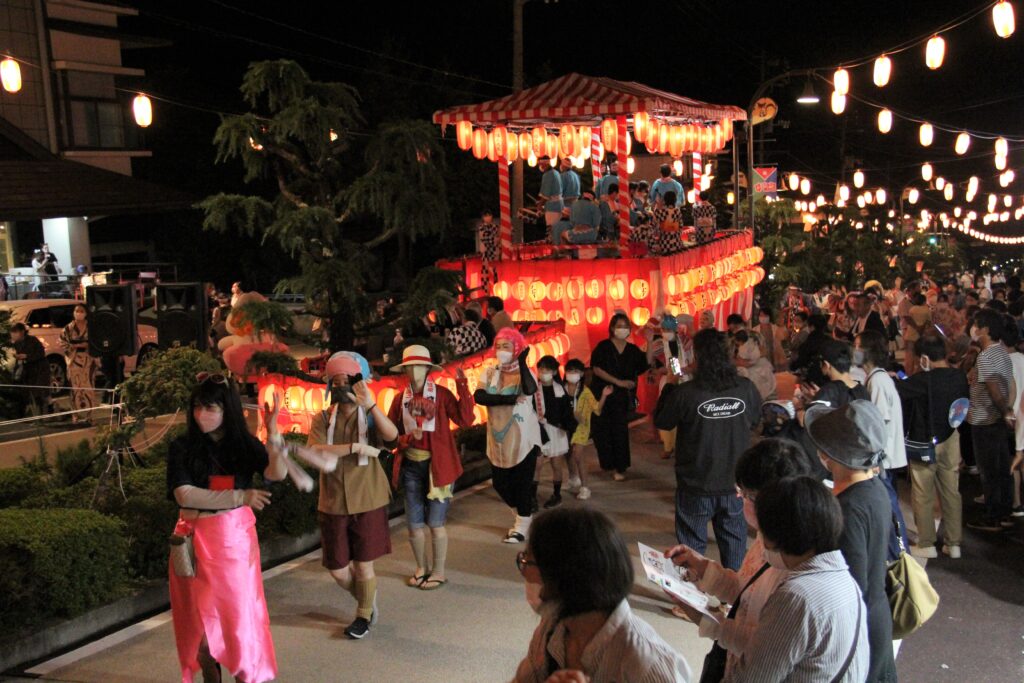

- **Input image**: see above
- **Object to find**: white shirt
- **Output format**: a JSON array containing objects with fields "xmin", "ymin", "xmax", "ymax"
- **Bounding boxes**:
[
  {"xmin": 513, "ymin": 600, "xmax": 692, "ymax": 683},
  {"xmin": 866, "ymin": 368, "xmax": 907, "ymax": 469},
  {"xmin": 1008, "ymin": 350, "xmax": 1024, "ymax": 414}
]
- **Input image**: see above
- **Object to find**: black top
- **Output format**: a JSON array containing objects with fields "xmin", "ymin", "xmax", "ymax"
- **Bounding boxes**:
[
  {"xmin": 589, "ymin": 338, "xmax": 647, "ymax": 397},
  {"xmin": 837, "ymin": 477, "xmax": 896, "ymax": 683},
  {"xmin": 653, "ymin": 377, "xmax": 762, "ymax": 495},
  {"xmin": 813, "ymin": 380, "xmax": 869, "ymax": 409},
  {"xmin": 896, "ymin": 367, "xmax": 970, "ymax": 443},
  {"xmin": 166, "ymin": 434, "xmax": 269, "ymax": 501},
  {"xmin": 477, "ymin": 317, "xmax": 496, "ymax": 346},
  {"xmin": 789, "ymin": 329, "xmax": 829, "ymax": 385},
  {"xmin": 541, "ymin": 384, "xmax": 577, "ymax": 435}
]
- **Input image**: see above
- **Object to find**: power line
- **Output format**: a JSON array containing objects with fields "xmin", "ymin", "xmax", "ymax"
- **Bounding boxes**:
[{"xmin": 199, "ymin": 0, "xmax": 513, "ymax": 91}]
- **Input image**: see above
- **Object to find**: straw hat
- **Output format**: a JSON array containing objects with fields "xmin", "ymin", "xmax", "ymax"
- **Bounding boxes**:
[{"xmin": 390, "ymin": 344, "xmax": 442, "ymax": 372}]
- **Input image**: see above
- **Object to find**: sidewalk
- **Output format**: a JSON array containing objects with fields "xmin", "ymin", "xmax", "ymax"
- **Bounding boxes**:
[{"xmin": 19, "ymin": 430, "xmax": 713, "ymax": 682}]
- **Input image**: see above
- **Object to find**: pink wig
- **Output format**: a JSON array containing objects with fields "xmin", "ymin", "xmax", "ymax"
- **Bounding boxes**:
[{"xmin": 494, "ymin": 326, "xmax": 526, "ymax": 357}]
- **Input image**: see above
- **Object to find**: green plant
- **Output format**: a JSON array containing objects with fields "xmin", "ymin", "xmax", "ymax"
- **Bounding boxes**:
[
  {"xmin": 396, "ymin": 267, "xmax": 466, "ymax": 331},
  {"xmin": 236, "ymin": 300, "xmax": 294, "ymax": 339},
  {"xmin": 245, "ymin": 350, "xmax": 299, "ymax": 376},
  {"xmin": 0, "ymin": 508, "xmax": 127, "ymax": 629},
  {"xmin": 0, "ymin": 468, "xmax": 47, "ymax": 508},
  {"xmin": 53, "ymin": 439, "xmax": 101, "ymax": 488}
]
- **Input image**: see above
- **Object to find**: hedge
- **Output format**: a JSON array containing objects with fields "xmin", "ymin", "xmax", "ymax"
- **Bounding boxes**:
[
  {"xmin": 0, "ymin": 508, "xmax": 127, "ymax": 629},
  {"xmin": 0, "ymin": 467, "xmax": 48, "ymax": 508}
]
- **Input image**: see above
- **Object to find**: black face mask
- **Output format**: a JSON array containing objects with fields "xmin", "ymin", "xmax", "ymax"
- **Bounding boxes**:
[{"xmin": 331, "ymin": 386, "xmax": 355, "ymax": 404}]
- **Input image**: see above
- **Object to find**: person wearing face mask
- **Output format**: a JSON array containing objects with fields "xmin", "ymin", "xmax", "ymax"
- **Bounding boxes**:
[
  {"xmin": 896, "ymin": 335, "xmax": 969, "ymax": 559},
  {"xmin": 532, "ymin": 356, "xmax": 576, "ymax": 509},
  {"xmin": 663, "ymin": 439, "xmax": 815, "ymax": 679},
  {"xmin": 589, "ymin": 313, "xmax": 648, "ymax": 481},
  {"xmin": 854, "ymin": 330, "xmax": 909, "ymax": 559},
  {"xmin": 755, "ymin": 308, "xmax": 787, "ymax": 372},
  {"xmin": 563, "ymin": 358, "xmax": 612, "ymax": 501},
  {"xmin": 59, "ymin": 304, "xmax": 97, "ymax": 423},
  {"xmin": 474, "ymin": 327, "xmax": 543, "ymax": 543},
  {"xmin": 305, "ymin": 352, "xmax": 399, "ymax": 640},
  {"xmin": 795, "ymin": 340, "xmax": 867, "ymax": 421},
  {"xmin": 513, "ymin": 507, "xmax": 692, "ymax": 683},
  {"xmin": 805, "ymin": 400, "xmax": 896, "ymax": 683},
  {"xmin": 647, "ymin": 314, "xmax": 694, "ymax": 459},
  {"xmin": 723, "ymin": 476, "xmax": 869, "ymax": 682},
  {"xmin": 386, "ymin": 345, "xmax": 475, "ymax": 590},
  {"xmin": 166, "ymin": 373, "xmax": 290, "ymax": 683}
]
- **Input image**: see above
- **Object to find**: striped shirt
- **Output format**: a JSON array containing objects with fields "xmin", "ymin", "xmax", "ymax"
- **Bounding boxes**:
[
  {"xmin": 969, "ymin": 342, "xmax": 1013, "ymax": 426},
  {"xmin": 513, "ymin": 599, "xmax": 692, "ymax": 683},
  {"xmin": 725, "ymin": 551, "xmax": 868, "ymax": 683}
]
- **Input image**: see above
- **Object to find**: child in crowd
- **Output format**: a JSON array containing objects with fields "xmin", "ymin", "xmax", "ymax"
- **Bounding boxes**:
[
  {"xmin": 562, "ymin": 358, "xmax": 612, "ymax": 500},
  {"xmin": 534, "ymin": 356, "xmax": 576, "ymax": 509}
]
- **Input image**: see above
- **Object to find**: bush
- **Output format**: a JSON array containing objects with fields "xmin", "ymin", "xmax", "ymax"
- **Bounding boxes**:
[
  {"xmin": 53, "ymin": 439, "xmax": 102, "ymax": 488},
  {"xmin": 0, "ymin": 468, "xmax": 47, "ymax": 508},
  {"xmin": 245, "ymin": 351, "xmax": 299, "ymax": 375},
  {"xmin": 120, "ymin": 347, "xmax": 222, "ymax": 422},
  {"xmin": 0, "ymin": 508, "xmax": 127, "ymax": 629}
]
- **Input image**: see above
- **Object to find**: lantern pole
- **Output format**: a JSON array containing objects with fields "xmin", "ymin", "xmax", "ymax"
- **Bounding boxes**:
[{"xmin": 511, "ymin": 0, "xmax": 526, "ymax": 244}]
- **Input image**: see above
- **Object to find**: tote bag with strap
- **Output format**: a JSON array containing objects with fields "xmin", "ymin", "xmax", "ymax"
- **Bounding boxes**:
[{"xmin": 886, "ymin": 514, "xmax": 940, "ymax": 638}]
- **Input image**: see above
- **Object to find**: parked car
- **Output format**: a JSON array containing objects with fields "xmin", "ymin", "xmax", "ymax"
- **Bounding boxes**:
[{"xmin": 0, "ymin": 299, "xmax": 159, "ymax": 395}]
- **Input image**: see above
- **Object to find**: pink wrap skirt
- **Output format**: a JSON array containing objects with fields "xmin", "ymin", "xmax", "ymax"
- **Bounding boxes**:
[{"xmin": 169, "ymin": 506, "xmax": 277, "ymax": 683}]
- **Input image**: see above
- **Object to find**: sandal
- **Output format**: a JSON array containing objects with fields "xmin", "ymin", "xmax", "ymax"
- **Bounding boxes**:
[
  {"xmin": 419, "ymin": 577, "xmax": 448, "ymax": 591},
  {"xmin": 407, "ymin": 571, "xmax": 430, "ymax": 588}
]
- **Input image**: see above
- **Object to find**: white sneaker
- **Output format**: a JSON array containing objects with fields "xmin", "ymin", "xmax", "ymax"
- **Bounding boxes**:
[
  {"xmin": 567, "ymin": 476, "xmax": 582, "ymax": 493},
  {"xmin": 973, "ymin": 494, "xmax": 986, "ymax": 504},
  {"xmin": 910, "ymin": 545, "xmax": 937, "ymax": 559},
  {"xmin": 967, "ymin": 465, "xmax": 979, "ymax": 475},
  {"xmin": 577, "ymin": 486, "xmax": 591, "ymax": 500},
  {"xmin": 942, "ymin": 544, "xmax": 962, "ymax": 559}
]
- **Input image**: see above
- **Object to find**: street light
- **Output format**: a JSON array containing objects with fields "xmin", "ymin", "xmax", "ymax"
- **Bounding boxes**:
[{"xmin": 796, "ymin": 79, "xmax": 820, "ymax": 104}]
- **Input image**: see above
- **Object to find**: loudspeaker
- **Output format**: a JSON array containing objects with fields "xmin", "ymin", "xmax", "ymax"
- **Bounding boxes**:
[
  {"xmin": 157, "ymin": 283, "xmax": 209, "ymax": 350},
  {"xmin": 87, "ymin": 284, "xmax": 138, "ymax": 357}
]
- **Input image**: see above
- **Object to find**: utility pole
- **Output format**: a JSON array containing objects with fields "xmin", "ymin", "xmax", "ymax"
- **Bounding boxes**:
[{"xmin": 512, "ymin": 0, "xmax": 526, "ymax": 243}]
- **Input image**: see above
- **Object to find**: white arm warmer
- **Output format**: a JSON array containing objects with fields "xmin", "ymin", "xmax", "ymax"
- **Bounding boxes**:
[{"xmin": 174, "ymin": 485, "xmax": 244, "ymax": 510}]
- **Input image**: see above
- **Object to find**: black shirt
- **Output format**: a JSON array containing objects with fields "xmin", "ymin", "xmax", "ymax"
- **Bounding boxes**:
[
  {"xmin": 837, "ymin": 477, "xmax": 896, "ymax": 682},
  {"xmin": 895, "ymin": 367, "xmax": 970, "ymax": 443},
  {"xmin": 653, "ymin": 377, "xmax": 762, "ymax": 495},
  {"xmin": 477, "ymin": 317, "xmax": 496, "ymax": 346},
  {"xmin": 541, "ymin": 383, "xmax": 577, "ymax": 435},
  {"xmin": 589, "ymin": 338, "xmax": 647, "ymax": 397},
  {"xmin": 166, "ymin": 434, "xmax": 269, "ymax": 501},
  {"xmin": 813, "ymin": 380, "xmax": 868, "ymax": 409}
]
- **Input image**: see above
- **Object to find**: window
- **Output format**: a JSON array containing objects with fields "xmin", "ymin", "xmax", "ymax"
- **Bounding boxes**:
[
  {"xmin": 26, "ymin": 305, "xmax": 74, "ymax": 328},
  {"xmin": 26, "ymin": 308, "xmax": 52, "ymax": 327},
  {"xmin": 70, "ymin": 100, "xmax": 125, "ymax": 148}
]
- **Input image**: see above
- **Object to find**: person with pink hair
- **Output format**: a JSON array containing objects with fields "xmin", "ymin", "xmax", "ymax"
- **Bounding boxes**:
[{"xmin": 474, "ymin": 327, "xmax": 543, "ymax": 543}]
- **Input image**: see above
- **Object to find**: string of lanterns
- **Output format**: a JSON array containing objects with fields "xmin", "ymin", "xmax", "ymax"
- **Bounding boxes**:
[{"xmin": 1, "ymin": 54, "xmax": 153, "ymax": 127}]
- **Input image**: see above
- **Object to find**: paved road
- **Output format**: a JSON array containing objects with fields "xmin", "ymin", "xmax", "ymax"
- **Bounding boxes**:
[{"xmin": 7, "ymin": 422, "xmax": 1023, "ymax": 682}]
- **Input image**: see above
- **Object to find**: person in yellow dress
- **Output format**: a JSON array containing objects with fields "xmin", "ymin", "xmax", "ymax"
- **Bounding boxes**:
[{"xmin": 562, "ymin": 358, "xmax": 612, "ymax": 501}]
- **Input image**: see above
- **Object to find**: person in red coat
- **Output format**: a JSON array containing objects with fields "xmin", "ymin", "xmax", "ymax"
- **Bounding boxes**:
[{"xmin": 387, "ymin": 344, "xmax": 475, "ymax": 590}]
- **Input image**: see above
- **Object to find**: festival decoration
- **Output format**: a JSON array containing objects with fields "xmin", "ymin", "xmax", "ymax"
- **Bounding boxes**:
[
  {"xmin": 1, "ymin": 57, "xmax": 21, "ymax": 93},
  {"xmin": 873, "ymin": 54, "xmax": 892, "ymax": 87},
  {"xmin": 133, "ymin": 93, "xmax": 152, "ymax": 127}
]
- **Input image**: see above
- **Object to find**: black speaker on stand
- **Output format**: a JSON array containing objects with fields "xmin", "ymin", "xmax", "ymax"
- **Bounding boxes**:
[
  {"xmin": 157, "ymin": 283, "xmax": 209, "ymax": 350},
  {"xmin": 87, "ymin": 284, "xmax": 138, "ymax": 358}
]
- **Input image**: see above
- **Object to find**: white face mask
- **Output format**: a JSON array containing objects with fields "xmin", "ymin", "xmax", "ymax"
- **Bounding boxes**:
[
  {"xmin": 194, "ymin": 407, "xmax": 223, "ymax": 434},
  {"xmin": 970, "ymin": 327, "xmax": 981, "ymax": 342},
  {"xmin": 919, "ymin": 357, "xmax": 931, "ymax": 372},
  {"xmin": 614, "ymin": 327, "xmax": 630, "ymax": 340},
  {"xmin": 565, "ymin": 372, "xmax": 582, "ymax": 384},
  {"xmin": 663, "ymin": 331, "xmax": 676, "ymax": 342},
  {"xmin": 408, "ymin": 366, "xmax": 429, "ymax": 390},
  {"xmin": 742, "ymin": 498, "xmax": 759, "ymax": 530},
  {"xmin": 496, "ymin": 350, "xmax": 514, "ymax": 365},
  {"xmin": 525, "ymin": 580, "xmax": 544, "ymax": 613},
  {"xmin": 764, "ymin": 547, "xmax": 788, "ymax": 570},
  {"xmin": 539, "ymin": 371, "xmax": 554, "ymax": 384}
]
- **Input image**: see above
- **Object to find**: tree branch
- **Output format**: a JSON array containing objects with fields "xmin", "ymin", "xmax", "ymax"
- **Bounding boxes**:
[
  {"xmin": 363, "ymin": 226, "xmax": 398, "ymax": 249},
  {"xmin": 274, "ymin": 160, "xmax": 308, "ymax": 209},
  {"xmin": 262, "ymin": 140, "xmax": 315, "ymax": 177}
]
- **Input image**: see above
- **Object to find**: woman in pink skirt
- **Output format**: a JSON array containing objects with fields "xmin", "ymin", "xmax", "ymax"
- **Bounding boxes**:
[{"xmin": 167, "ymin": 373, "xmax": 289, "ymax": 683}]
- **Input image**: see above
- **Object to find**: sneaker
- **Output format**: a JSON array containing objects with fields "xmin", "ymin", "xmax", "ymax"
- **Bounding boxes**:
[
  {"xmin": 999, "ymin": 517, "xmax": 1015, "ymax": 528},
  {"xmin": 967, "ymin": 465, "xmax": 979, "ymax": 475},
  {"xmin": 577, "ymin": 486, "xmax": 592, "ymax": 500},
  {"xmin": 973, "ymin": 494, "xmax": 986, "ymax": 504},
  {"xmin": 503, "ymin": 530, "xmax": 526, "ymax": 544},
  {"xmin": 369, "ymin": 592, "xmax": 379, "ymax": 626},
  {"xmin": 613, "ymin": 472, "xmax": 626, "ymax": 482},
  {"xmin": 567, "ymin": 476, "xmax": 582, "ymax": 492},
  {"xmin": 543, "ymin": 493, "xmax": 562, "ymax": 509},
  {"xmin": 1012, "ymin": 506, "xmax": 1024, "ymax": 517},
  {"xmin": 942, "ymin": 544, "xmax": 962, "ymax": 559},
  {"xmin": 910, "ymin": 545, "xmax": 937, "ymax": 559},
  {"xmin": 967, "ymin": 518, "xmax": 1004, "ymax": 532},
  {"xmin": 344, "ymin": 617, "xmax": 371, "ymax": 639}
]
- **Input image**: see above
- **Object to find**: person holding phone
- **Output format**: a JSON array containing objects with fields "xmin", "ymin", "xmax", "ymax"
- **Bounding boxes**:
[
  {"xmin": 166, "ymin": 373, "xmax": 290, "ymax": 683},
  {"xmin": 647, "ymin": 314, "xmax": 694, "ymax": 459},
  {"xmin": 305, "ymin": 352, "xmax": 399, "ymax": 640}
]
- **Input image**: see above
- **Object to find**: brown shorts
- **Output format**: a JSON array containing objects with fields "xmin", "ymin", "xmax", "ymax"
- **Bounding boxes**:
[{"xmin": 318, "ymin": 507, "xmax": 391, "ymax": 570}]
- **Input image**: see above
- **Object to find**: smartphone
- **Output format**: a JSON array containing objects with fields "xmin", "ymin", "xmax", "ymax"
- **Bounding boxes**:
[
  {"xmin": 896, "ymin": 370, "xmax": 907, "ymax": 380},
  {"xmin": 669, "ymin": 357, "xmax": 683, "ymax": 376}
]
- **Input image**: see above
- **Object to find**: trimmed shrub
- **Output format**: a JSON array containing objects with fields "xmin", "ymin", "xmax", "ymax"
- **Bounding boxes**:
[
  {"xmin": 53, "ymin": 439, "xmax": 102, "ymax": 487},
  {"xmin": 0, "ymin": 468, "xmax": 47, "ymax": 508},
  {"xmin": 0, "ymin": 508, "xmax": 127, "ymax": 629}
]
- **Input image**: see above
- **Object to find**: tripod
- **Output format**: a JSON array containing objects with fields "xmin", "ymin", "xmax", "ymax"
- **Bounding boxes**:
[{"xmin": 91, "ymin": 387, "xmax": 141, "ymax": 505}]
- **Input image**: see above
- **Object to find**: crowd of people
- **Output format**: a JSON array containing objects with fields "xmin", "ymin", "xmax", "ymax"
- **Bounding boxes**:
[
  {"xmin": 480, "ymin": 154, "xmax": 718, "ymax": 259},
  {"xmin": 161, "ymin": 263, "xmax": 1024, "ymax": 682}
]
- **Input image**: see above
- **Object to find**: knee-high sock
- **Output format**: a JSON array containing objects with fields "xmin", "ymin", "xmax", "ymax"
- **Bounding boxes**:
[
  {"xmin": 409, "ymin": 527, "xmax": 428, "ymax": 571},
  {"xmin": 430, "ymin": 527, "xmax": 448, "ymax": 577},
  {"xmin": 353, "ymin": 577, "xmax": 377, "ymax": 621}
]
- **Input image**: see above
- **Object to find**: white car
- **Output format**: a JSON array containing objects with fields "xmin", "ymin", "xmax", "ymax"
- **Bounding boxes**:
[{"xmin": 0, "ymin": 299, "xmax": 159, "ymax": 394}]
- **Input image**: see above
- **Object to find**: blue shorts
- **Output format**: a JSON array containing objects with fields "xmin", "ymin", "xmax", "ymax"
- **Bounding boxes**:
[{"xmin": 401, "ymin": 458, "xmax": 451, "ymax": 529}]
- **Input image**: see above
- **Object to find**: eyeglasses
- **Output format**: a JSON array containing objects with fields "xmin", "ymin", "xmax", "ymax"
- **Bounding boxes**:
[
  {"xmin": 515, "ymin": 551, "xmax": 538, "ymax": 574},
  {"xmin": 196, "ymin": 372, "xmax": 228, "ymax": 385}
]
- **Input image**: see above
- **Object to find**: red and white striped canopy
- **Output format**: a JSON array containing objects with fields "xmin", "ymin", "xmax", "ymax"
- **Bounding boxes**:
[{"xmin": 432, "ymin": 73, "xmax": 746, "ymax": 129}]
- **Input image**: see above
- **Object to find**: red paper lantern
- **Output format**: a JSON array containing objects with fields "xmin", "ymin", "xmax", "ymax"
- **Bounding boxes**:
[
  {"xmin": 586, "ymin": 307, "xmax": 605, "ymax": 325},
  {"xmin": 559, "ymin": 124, "xmax": 577, "ymax": 157},
  {"xmin": 633, "ymin": 111, "xmax": 650, "ymax": 143},
  {"xmin": 492, "ymin": 126, "xmax": 507, "ymax": 158},
  {"xmin": 630, "ymin": 279, "xmax": 650, "ymax": 299},
  {"xmin": 493, "ymin": 281, "xmax": 510, "ymax": 299},
  {"xmin": 566, "ymin": 279, "xmax": 584, "ymax": 301},
  {"xmin": 586, "ymin": 278, "xmax": 604, "ymax": 298},
  {"xmin": 608, "ymin": 278, "xmax": 626, "ymax": 300},
  {"xmin": 600, "ymin": 119, "xmax": 617, "ymax": 153},
  {"xmin": 631, "ymin": 307, "xmax": 651, "ymax": 327},
  {"xmin": 646, "ymin": 118, "xmax": 661, "ymax": 149},
  {"xmin": 519, "ymin": 131, "xmax": 533, "ymax": 159},
  {"xmin": 547, "ymin": 282, "xmax": 564, "ymax": 301},
  {"xmin": 532, "ymin": 127, "xmax": 546, "ymax": 155},
  {"xmin": 472, "ymin": 128, "xmax": 488, "ymax": 159},
  {"xmin": 456, "ymin": 121, "xmax": 474, "ymax": 151},
  {"xmin": 669, "ymin": 126, "xmax": 684, "ymax": 157},
  {"xmin": 487, "ymin": 132, "xmax": 500, "ymax": 162}
]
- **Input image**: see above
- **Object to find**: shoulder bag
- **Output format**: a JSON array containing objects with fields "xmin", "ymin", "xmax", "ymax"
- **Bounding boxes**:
[
  {"xmin": 698, "ymin": 563, "xmax": 770, "ymax": 683},
  {"xmin": 886, "ymin": 514, "xmax": 940, "ymax": 638},
  {"xmin": 904, "ymin": 372, "xmax": 936, "ymax": 464}
]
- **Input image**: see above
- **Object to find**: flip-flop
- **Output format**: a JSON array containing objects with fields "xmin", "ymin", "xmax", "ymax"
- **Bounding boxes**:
[
  {"xmin": 419, "ymin": 577, "xmax": 447, "ymax": 591},
  {"xmin": 407, "ymin": 572, "xmax": 430, "ymax": 588}
]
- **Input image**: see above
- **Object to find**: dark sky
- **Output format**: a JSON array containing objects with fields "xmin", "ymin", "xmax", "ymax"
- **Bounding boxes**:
[{"xmin": 119, "ymin": 0, "xmax": 1024, "ymax": 242}]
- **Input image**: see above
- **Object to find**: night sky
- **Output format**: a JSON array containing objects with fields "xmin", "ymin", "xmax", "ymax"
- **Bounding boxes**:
[{"xmin": 113, "ymin": 0, "xmax": 1024, "ymax": 283}]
